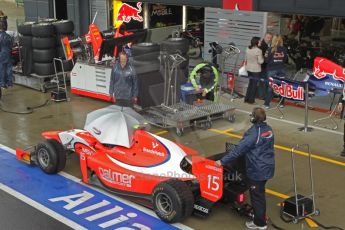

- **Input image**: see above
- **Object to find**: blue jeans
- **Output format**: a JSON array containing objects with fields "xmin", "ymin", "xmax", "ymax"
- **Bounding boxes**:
[{"xmin": 264, "ymin": 70, "xmax": 285, "ymax": 106}]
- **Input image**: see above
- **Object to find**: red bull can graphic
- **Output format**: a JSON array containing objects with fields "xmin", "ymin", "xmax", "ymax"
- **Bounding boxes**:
[
  {"xmin": 116, "ymin": 2, "xmax": 143, "ymax": 23},
  {"xmin": 268, "ymin": 78, "xmax": 304, "ymax": 101}
]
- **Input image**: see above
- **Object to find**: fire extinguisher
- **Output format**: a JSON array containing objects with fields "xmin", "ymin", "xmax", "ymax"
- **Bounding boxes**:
[{"xmin": 227, "ymin": 73, "xmax": 235, "ymax": 91}]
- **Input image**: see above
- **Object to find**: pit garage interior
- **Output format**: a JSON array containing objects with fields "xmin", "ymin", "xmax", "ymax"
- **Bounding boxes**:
[{"xmin": 1, "ymin": 0, "xmax": 345, "ymax": 230}]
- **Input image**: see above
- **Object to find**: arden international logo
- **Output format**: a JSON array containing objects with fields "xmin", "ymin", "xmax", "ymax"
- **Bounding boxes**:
[{"xmin": 143, "ymin": 147, "xmax": 165, "ymax": 157}]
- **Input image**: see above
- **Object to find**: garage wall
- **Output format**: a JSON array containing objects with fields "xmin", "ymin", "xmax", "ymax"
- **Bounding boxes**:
[
  {"xmin": 23, "ymin": 0, "xmax": 53, "ymax": 21},
  {"xmin": 90, "ymin": 0, "xmax": 109, "ymax": 32}
]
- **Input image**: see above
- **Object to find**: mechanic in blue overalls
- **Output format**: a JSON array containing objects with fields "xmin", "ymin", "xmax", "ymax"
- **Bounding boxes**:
[
  {"xmin": 109, "ymin": 51, "xmax": 138, "ymax": 107},
  {"xmin": 216, "ymin": 107, "xmax": 275, "ymax": 230},
  {"xmin": 0, "ymin": 15, "xmax": 13, "ymax": 89}
]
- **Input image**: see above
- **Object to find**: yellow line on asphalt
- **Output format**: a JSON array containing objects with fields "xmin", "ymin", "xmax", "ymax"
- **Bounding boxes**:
[
  {"xmin": 209, "ymin": 128, "xmax": 345, "ymax": 167},
  {"xmin": 265, "ymin": 189, "xmax": 289, "ymax": 199},
  {"xmin": 154, "ymin": 130, "xmax": 169, "ymax": 136}
]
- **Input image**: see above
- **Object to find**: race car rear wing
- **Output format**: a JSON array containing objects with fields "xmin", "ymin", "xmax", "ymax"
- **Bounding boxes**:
[{"xmin": 192, "ymin": 156, "xmax": 223, "ymax": 202}]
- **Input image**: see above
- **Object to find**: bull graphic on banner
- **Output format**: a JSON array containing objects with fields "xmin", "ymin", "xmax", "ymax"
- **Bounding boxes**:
[{"xmin": 308, "ymin": 57, "xmax": 345, "ymax": 96}]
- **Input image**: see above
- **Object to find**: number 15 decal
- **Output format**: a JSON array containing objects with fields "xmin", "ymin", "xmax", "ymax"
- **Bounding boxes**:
[
  {"xmin": 207, "ymin": 175, "xmax": 220, "ymax": 191},
  {"xmin": 192, "ymin": 156, "xmax": 223, "ymax": 202}
]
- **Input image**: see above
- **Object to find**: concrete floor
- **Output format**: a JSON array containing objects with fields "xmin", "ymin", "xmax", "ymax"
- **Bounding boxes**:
[
  {"xmin": 1, "ymin": 85, "xmax": 345, "ymax": 230},
  {"xmin": 1, "ymin": 1, "xmax": 345, "ymax": 229}
]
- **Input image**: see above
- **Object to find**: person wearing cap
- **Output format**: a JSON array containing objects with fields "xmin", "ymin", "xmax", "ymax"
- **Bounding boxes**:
[
  {"xmin": 0, "ymin": 15, "xmax": 13, "ymax": 89},
  {"xmin": 109, "ymin": 51, "xmax": 138, "ymax": 107},
  {"xmin": 216, "ymin": 107, "xmax": 275, "ymax": 230},
  {"xmin": 189, "ymin": 62, "xmax": 219, "ymax": 102}
]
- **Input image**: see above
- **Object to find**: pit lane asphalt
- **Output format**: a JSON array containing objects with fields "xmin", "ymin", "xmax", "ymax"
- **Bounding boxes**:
[{"xmin": 1, "ymin": 85, "xmax": 345, "ymax": 229}]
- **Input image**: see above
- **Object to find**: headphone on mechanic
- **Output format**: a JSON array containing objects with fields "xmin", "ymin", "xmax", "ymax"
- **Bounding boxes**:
[{"xmin": 250, "ymin": 107, "xmax": 266, "ymax": 124}]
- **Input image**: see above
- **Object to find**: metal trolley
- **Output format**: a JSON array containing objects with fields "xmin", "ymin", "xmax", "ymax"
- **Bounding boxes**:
[
  {"xmin": 143, "ymin": 100, "xmax": 235, "ymax": 136},
  {"xmin": 281, "ymin": 144, "xmax": 320, "ymax": 224}
]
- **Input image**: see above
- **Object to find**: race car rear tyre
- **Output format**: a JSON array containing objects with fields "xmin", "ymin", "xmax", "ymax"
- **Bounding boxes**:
[
  {"xmin": 53, "ymin": 20, "xmax": 74, "ymax": 34},
  {"xmin": 160, "ymin": 38, "xmax": 189, "ymax": 54},
  {"xmin": 36, "ymin": 139, "xmax": 66, "ymax": 174},
  {"xmin": 132, "ymin": 51, "xmax": 160, "ymax": 62},
  {"xmin": 33, "ymin": 62, "xmax": 55, "ymax": 76},
  {"xmin": 152, "ymin": 179, "xmax": 194, "ymax": 223},
  {"xmin": 31, "ymin": 23, "xmax": 55, "ymax": 37},
  {"xmin": 132, "ymin": 42, "xmax": 160, "ymax": 56},
  {"xmin": 32, "ymin": 37, "xmax": 56, "ymax": 49},
  {"xmin": 19, "ymin": 35, "xmax": 33, "ymax": 48},
  {"xmin": 17, "ymin": 21, "xmax": 36, "ymax": 36},
  {"xmin": 33, "ymin": 48, "xmax": 56, "ymax": 63}
]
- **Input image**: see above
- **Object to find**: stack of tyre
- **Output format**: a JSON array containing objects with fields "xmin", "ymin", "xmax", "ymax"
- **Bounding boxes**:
[
  {"xmin": 18, "ymin": 21, "xmax": 36, "ymax": 75},
  {"xmin": 17, "ymin": 20, "xmax": 74, "ymax": 76},
  {"xmin": 131, "ymin": 43, "xmax": 163, "ymax": 108},
  {"xmin": 53, "ymin": 20, "xmax": 74, "ymax": 72},
  {"xmin": 31, "ymin": 22, "xmax": 57, "ymax": 76},
  {"xmin": 160, "ymin": 38, "xmax": 190, "ymax": 102}
]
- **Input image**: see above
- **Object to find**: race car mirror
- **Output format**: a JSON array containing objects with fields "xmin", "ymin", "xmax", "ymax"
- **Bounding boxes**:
[{"xmin": 192, "ymin": 156, "xmax": 223, "ymax": 202}]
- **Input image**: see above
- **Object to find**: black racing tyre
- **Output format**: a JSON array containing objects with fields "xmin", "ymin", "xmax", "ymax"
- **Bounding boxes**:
[
  {"xmin": 40, "ymin": 18, "xmax": 58, "ymax": 23},
  {"xmin": 33, "ymin": 62, "xmax": 55, "ymax": 76},
  {"xmin": 31, "ymin": 23, "xmax": 55, "ymax": 37},
  {"xmin": 19, "ymin": 35, "xmax": 32, "ymax": 48},
  {"xmin": 57, "ymin": 59, "xmax": 74, "ymax": 72},
  {"xmin": 132, "ymin": 42, "xmax": 160, "ymax": 56},
  {"xmin": 35, "ymin": 139, "xmax": 66, "ymax": 174},
  {"xmin": 53, "ymin": 20, "xmax": 74, "ymax": 34},
  {"xmin": 17, "ymin": 21, "xmax": 36, "ymax": 36},
  {"xmin": 152, "ymin": 179, "xmax": 194, "ymax": 223},
  {"xmin": 32, "ymin": 37, "xmax": 56, "ymax": 49},
  {"xmin": 132, "ymin": 51, "xmax": 160, "ymax": 62},
  {"xmin": 160, "ymin": 38, "xmax": 189, "ymax": 54},
  {"xmin": 131, "ymin": 59, "xmax": 160, "ymax": 74},
  {"xmin": 56, "ymin": 46, "xmax": 66, "ymax": 59},
  {"xmin": 33, "ymin": 48, "xmax": 56, "ymax": 63}
]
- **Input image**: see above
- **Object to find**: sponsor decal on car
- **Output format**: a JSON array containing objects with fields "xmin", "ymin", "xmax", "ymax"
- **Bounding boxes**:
[
  {"xmin": 99, "ymin": 167, "xmax": 135, "ymax": 188},
  {"xmin": 142, "ymin": 147, "xmax": 165, "ymax": 157}
]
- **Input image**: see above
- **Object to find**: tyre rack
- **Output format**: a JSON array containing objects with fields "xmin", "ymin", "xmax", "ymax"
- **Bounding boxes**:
[
  {"xmin": 143, "ymin": 100, "xmax": 235, "ymax": 136},
  {"xmin": 13, "ymin": 68, "xmax": 68, "ymax": 93}
]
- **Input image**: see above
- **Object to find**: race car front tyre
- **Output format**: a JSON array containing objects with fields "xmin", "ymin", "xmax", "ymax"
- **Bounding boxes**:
[
  {"xmin": 152, "ymin": 179, "xmax": 194, "ymax": 223},
  {"xmin": 35, "ymin": 139, "xmax": 66, "ymax": 174}
]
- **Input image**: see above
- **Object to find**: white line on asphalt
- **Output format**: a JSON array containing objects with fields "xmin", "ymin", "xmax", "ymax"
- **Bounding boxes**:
[
  {"xmin": 236, "ymin": 109, "xmax": 343, "ymax": 135},
  {"xmin": 0, "ymin": 144, "xmax": 193, "ymax": 230},
  {"xmin": 0, "ymin": 183, "xmax": 87, "ymax": 230}
]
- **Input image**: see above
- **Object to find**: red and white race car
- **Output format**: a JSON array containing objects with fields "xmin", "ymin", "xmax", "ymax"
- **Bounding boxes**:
[{"xmin": 16, "ymin": 125, "xmax": 248, "ymax": 223}]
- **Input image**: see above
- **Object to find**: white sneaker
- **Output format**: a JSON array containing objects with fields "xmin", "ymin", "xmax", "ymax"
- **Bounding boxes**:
[
  {"xmin": 279, "ymin": 104, "xmax": 285, "ymax": 108},
  {"xmin": 245, "ymin": 221, "xmax": 268, "ymax": 230}
]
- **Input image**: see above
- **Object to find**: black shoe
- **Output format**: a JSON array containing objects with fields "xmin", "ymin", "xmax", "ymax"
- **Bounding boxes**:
[{"xmin": 341, "ymin": 150, "xmax": 345, "ymax": 157}]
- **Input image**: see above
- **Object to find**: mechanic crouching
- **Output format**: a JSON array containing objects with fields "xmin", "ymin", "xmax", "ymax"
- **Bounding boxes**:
[
  {"xmin": 109, "ymin": 51, "xmax": 138, "ymax": 107},
  {"xmin": 216, "ymin": 107, "xmax": 275, "ymax": 230},
  {"xmin": 189, "ymin": 63, "xmax": 219, "ymax": 101}
]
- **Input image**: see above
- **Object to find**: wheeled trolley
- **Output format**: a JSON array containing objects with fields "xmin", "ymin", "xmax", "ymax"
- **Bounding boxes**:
[
  {"xmin": 143, "ymin": 100, "xmax": 236, "ymax": 136},
  {"xmin": 281, "ymin": 144, "xmax": 320, "ymax": 224}
]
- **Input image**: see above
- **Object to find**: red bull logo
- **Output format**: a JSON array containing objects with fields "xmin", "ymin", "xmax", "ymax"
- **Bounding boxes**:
[
  {"xmin": 269, "ymin": 78, "xmax": 304, "ymax": 101},
  {"xmin": 313, "ymin": 57, "xmax": 345, "ymax": 82},
  {"xmin": 116, "ymin": 2, "xmax": 143, "ymax": 23}
]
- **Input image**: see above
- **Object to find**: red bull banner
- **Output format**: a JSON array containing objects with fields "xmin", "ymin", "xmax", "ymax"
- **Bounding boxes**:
[
  {"xmin": 313, "ymin": 57, "xmax": 345, "ymax": 82},
  {"xmin": 113, "ymin": 1, "xmax": 143, "ymax": 29},
  {"xmin": 268, "ymin": 77, "xmax": 305, "ymax": 101}
]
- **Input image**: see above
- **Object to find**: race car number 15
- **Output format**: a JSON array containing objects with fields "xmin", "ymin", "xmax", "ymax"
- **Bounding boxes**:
[{"xmin": 207, "ymin": 175, "xmax": 220, "ymax": 191}]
